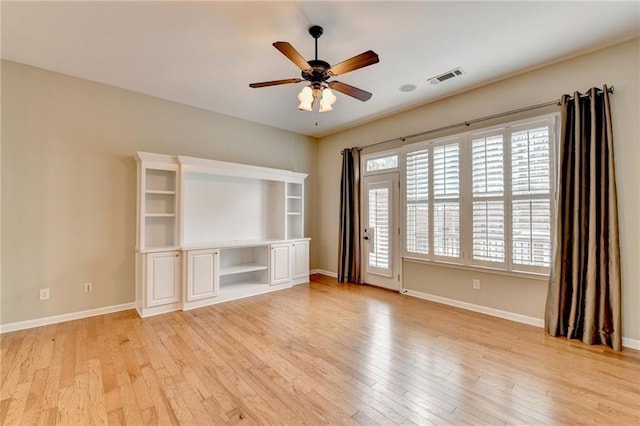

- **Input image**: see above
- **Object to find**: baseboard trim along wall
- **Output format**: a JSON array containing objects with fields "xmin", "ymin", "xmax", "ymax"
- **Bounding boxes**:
[
  {"xmin": 3, "ymin": 280, "xmax": 639, "ymax": 351},
  {"xmin": 310, "ymin": 269, "xmax": 337, "ymax": 278},
  {"xmin": 402, "ymin": 288, "xmax": 544, "ymax": 327},
  {"xmin": 0, "ymin": 302, "xmax": 136, "ymax": 334},
  {"xmin": 622, "ymin": 337, "xmax": 640, "ymax": 351},
  {"xmin": 402, "ymin": 288, "xmax": 640, "ymax": 351}
]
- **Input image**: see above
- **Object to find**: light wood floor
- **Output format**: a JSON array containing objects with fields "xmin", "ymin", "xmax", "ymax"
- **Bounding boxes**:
[{"xmin": 2, "ymin": 275, "xmax": 639, "ymax": 425}]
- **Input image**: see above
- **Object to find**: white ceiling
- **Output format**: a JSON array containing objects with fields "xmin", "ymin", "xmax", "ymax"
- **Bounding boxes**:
[{"xmin": 2, "ymin": 1, "xmax": 639, "ymax": 138}]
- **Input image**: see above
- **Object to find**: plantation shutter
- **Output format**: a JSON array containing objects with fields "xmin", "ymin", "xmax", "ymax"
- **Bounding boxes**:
[
  {"xmin": 471, "ymin": 134, "xmax": 505, "ymax": 263},
  {"xmin": 433, "ymin": 142, "xmax": 460, "ymax": 257},
  {"xmin": 406, "ymin": 148, "xmax": 429, "ymax": 254},
  {"xmin": 511, "ymin": 126, "xmax": 552, "ymax": 267}
]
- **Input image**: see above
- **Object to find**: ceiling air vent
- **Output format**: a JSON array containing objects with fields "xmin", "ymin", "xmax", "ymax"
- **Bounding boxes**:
[{"xmin": 428, "ymin": 67, "xmax": 464, "ymax": 85}]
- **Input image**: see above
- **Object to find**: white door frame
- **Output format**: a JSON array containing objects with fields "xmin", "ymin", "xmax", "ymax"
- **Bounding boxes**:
[{"xmin": 361, "ymin": 151, "xmax": 401, "ymax": 291}]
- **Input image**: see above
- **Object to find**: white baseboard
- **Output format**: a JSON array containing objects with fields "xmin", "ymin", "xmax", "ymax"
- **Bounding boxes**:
[
  {"xmin": 0, "ymin": 302, "xmax": 136, "ymax": 334},
  {"xmin": 310, "ymin": 269, "xmax": 337, "ymax": 278},
  {"xmin": 3, "ymin": 287, "xmax": 638, "ymax": 351},
  {"xmin": 622, "ymin": 337, "xmax": 640, "ymax": 350},
  {"xmin": 402, "ymin": 288, "xmax": 544, "ymax": 327},
  {"xmin": 402, "ymin": 288, "xmax": 639, "ymax": 351}
]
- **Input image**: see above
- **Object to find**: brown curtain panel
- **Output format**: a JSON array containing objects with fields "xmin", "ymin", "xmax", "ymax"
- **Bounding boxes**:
[
  {"xmin": 545, "ymin": 85, "xmax": 622, "ymax": 350},
  {"xmin": 338, "ymin": 148, "xmax": 362, "ymax": 283}
]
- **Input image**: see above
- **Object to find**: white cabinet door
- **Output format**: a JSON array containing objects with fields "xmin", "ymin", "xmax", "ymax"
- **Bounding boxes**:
[
  {"xmin": 270, "ymin": 243, "xmax": 292, "ymax": 285},
  {"xmin": 146, "ymin": 251, "xmax": 181, "ymax": 307},
  {"xmin": 186, "ymin": 249, "xmax": 219, "ymax": 302},
  {"xmin": 292, "ymin": 240, "xmax": 309, "ymax": 281}
]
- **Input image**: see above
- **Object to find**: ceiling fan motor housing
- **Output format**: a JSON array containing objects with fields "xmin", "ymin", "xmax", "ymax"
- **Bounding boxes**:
[{"xmin": 302, "ymin": 59, "xmax": 331, "ymax": 85}]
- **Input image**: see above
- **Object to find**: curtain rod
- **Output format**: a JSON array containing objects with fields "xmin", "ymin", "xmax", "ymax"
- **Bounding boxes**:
[{"xmin": 342, "ymin": 86, "xmax": 614, "ymax": 154}]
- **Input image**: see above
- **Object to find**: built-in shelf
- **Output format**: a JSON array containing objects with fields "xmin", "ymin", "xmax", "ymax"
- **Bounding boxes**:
[
  {"xmin": 219, "ymin": 263, "xmax": 268, "ymax": 276},
  {"xmin": 218, "ymin": 245, "xmax": 269, "ymax": 286},
  {"xmin": 285, "ymin": 182, "xmax": 303, "ymax": 239},
  {"xmin": 145, "ymin": 190, "xmax": 176, "ymax": 195},
  {"xmin": 145, "ymin": 168, "xmax": 176, "ymax": 191},
  {"xmin": 135, "ymin": 151, "xmax": 309, "ymax": 318},
  {"xmin": 143, "ymin": 245, "xmax": 179, "ymax": 253}
]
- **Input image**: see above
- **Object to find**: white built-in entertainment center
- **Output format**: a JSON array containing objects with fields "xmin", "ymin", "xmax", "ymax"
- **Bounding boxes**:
[{"xmin": 134, "ymin": 152, "xmax": 309, "ymax": 317}]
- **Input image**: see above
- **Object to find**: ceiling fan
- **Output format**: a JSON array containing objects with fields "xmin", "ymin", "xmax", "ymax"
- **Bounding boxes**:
[{"xmin": 249, "ymin": 25, "xmax": 379, "ymax": 112}]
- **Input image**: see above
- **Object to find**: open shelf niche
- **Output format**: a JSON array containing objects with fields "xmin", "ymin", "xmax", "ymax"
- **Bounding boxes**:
[
  {"xmin": 136, "ymin": 153, "xmax": 179, "ymax": 252},
  {"xmin": 286, "ymin": 182, "xmax": 304, "ymax": 239}
]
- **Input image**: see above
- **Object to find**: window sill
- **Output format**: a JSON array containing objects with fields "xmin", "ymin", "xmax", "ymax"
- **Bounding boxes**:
[{"xmin": 402, "ymin": 256, "xmax": 550, "ymax": 281}]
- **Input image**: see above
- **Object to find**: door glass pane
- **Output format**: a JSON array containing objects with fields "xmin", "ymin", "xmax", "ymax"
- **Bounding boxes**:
[{"xmin": 368, "ymin": 187, "xmax": 390, "ymax": 269}]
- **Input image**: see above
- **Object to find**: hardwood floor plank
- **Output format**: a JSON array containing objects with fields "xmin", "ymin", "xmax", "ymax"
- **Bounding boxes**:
[
  {"xmin": 86, "ymin": 359, "xmax": 109, "ymax": 426},
  {"xmin": 19, "ymin": 367, "xmax": 47, "ymax": 425},
  {"xmin": 55, "ymin": 385, "xmax": 74, "ymax": 425},
  {"xmin": 58, "ymin": 325, "xmax": 77, "ymax": 389},
  {"xmin": 40, "ymin": 334, "xmax": 64, "ymax": 411},
  {"xmin": 2, "ymin": 382, "xmax": 30, "ymax": 425},
  {"xmin": 1, "ymin": 275, "xmax": 639, "ymax": 425},
  {"xmin": 1, "ymin": 331, "xmax": 34, "ymax": 401},
  {"xmin": 139, "ymin": 366, "xmax": 179, "ymax": 425}
]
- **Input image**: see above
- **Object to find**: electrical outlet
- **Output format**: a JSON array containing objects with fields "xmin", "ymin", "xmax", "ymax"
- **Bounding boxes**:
[
  {"xmin": 84, "ymin": 283, "xmax": 92, "ymax": 293},
  {"xmin": 472, "ymin": 279, "xmax": 480, "ymax": 290},
  {"xmin": 40, "ymin": 288, "xmax": 50, "ymax": 300}
]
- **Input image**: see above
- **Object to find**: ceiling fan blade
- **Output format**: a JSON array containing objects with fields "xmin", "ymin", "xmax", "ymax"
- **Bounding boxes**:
[
  {"xmin": 328, "ymin": 81, "xmax": 373, "ymax": 102},
  {"xmin": 249, "ymin": 78, "xmax": 304, "ymax": 88},
  {"xmin": 273, "ymin": 42, "xmax": 311, "ymax": 70},
  {"xmin": 329, "ymin": 50, "xmax": 379, "ymax": 76}
]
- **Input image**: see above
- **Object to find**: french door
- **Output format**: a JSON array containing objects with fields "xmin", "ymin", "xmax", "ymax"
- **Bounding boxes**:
[{"xmin": 362, "ymin": 173, "xmax": 400, "ymax": 290}]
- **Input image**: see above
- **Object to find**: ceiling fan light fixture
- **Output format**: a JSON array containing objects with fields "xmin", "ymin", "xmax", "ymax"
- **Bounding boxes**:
[
  {"xmin": 319, "ymin": 88, "xmax": 337, "ymax": 112},
  {"xmin": 319, "ymin": 103, "xmax": 333, "ymax": 113},
  {"xmin": 298, "ymin": 86, "xmax": 315, "ymax": 111}
]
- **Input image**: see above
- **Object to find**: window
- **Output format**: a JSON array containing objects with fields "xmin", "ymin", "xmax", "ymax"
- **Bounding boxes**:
[
  {"xmin": 406, "ymin": 149, "xmax": 429, "ymax": 254},
  {"xmin": 403, "ymin": 115, "xmax": 556, "ymax": 275},
  {"xmin": 510, "ymin": 124, "xmax": 552, "ymax": 268},
  {"xmin": 472, "ymin": 131, "xmax": 505, "ymax": 263},
  {"xmin": 433, "ymin": 140, "xmax": 460, "ymax": 258},
  {"xmin": 366, "ymin": 154, "xmax": 398, "ymax": 173}
]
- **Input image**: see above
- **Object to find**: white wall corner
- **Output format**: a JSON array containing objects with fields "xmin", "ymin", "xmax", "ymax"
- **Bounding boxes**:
[
  {"xmin": 310, "ymin": 269, "xmax": 338, "ymax": 278},
  {"xmin": 621, "ymin": 337, "xmax": 640, "ymax": 351}
]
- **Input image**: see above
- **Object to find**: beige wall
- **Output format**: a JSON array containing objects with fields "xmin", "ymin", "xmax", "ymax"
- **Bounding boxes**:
[
  {"xmin": 1, "ymin": 60, "xmax": 318, "ymax": 325},
  {"xmin": 317, "ymin": 38, "xmax": 640, "ymax": 341}
]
